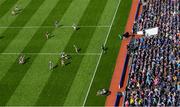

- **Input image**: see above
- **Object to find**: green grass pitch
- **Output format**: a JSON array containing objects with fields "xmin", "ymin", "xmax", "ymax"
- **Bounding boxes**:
[{"xmin": 0, "ymin": 0, "xmax": 131, "ymax": 106}]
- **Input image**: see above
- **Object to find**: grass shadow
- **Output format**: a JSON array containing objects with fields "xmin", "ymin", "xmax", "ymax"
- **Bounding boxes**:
[
  {"xmin": 76, "ymin": 27, "xmax": 80, "ymax": 31},
  {"xmin": 0, "ymin": 36, "xmax": 5, "ymax": 39},
  {"xmin": 49, "ymin": 34, "xmax": 55, "ymax": 39},
  {"xmin": 25, "ymin": 57, "xmax": 30, "ymax": 63},
  {"xmin": 53, "ymin": 64, "xmax": 58, "ymax": 69}
]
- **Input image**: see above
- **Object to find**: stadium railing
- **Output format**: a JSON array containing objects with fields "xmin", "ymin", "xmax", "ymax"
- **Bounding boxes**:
[
  {"xmin": 119, "ymin": 54, "xmax": 129, "ymax": 88},
  {"xmin": 114, "ymin": 92, "xmax": 122, "ymax": 107},
  {"xmin": 133, "ymin": 0, "xmax": 141, "ymax": 33},
  {"xmin": 123, "ymin": 52, "xmax": 135, "ymax": 106},
  {"xmin": 135, "ymin": 0, "xmax": 141, "ymax": 20}
]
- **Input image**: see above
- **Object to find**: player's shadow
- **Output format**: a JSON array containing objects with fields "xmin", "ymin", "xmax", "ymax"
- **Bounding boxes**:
[
  {"xmin": 18, "ymin": 8, "xmax": 24, "ymax": 12},
  {"xmin": 76, "ymin": 27, "xmax": 80, "ymax": 31},
  {"xmin": 59, "ymin": 25, "xmax": 63, "ymax": 27},
  {"xmin": 65, "ymin": 55, "xmax": 72, "ymax": 59},
  {"xmin": 65, "ymin": 57, "xmax": 72, "ymax": 66},
  {"xmin": 49, "ymin": 34, "xmax": 55, "ymax": 39},
  {"xmin": 0, "ymin": 36, "xmax": 5, "ymax": 39},
  {"xmin": 65, "ymin": 61, "xmax": 71, "ymax": 66},
  {"xmin": 102, "ymin": 47, "xmax": 108, "ymax": 54},
  {"xmin": 53, "ymin": 64, "xmax": 58, "ymax": 69},
  {"xmin": 15, "ymin": 9, "xmax": 23, "ymax": 15},
  {"xmin": 25, "ymin": 57, "xmax": 30, "ymax": 63},
  {"xmin": 104, "ymin": 47, "xmax": 108, "ymax": 51},
  {"xmin": 77, "ymin": 48, "xmax": 81, "ymax": 53}
]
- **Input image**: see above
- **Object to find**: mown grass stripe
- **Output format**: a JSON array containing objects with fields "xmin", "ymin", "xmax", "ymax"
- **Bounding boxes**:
[
  {"xmin": 0, "ymin": 0, "xmax": 18, "ymax": 18},
  {"xmin": 0, "ymin": 0, "xmax": 45, "ymax": 53},
  {"xmin": 0, "ymin": 0, "xmax": 73, "ymax": 105},
  {"xmin": 35, "ymin": 0, "xmax": 109, "ymax": 105},
  {"xmin": 4, "ymin": 0, "xmax": 63, "ymax": 105},
  {"xmin": 64, "ymin": 0, "xmax": 118, "ymax": 105},
  {"xmin": 0, "ymin": 0, "xmax": 7, "ymax": 6},
  {"xmin": 0, "ymin": 0, "xmax": 32, "ymax": 37},
  {"xmin": 85, "ymin": 0, "xmax": 132, "ymax": 105},
  {"xmin": 83, "ymin": 0, "xmax": 122, "ymax": 105},
  {"xmin": 0, "ymin": 0, "xmax": 56, "ymax": 82},
  {"xmin": 6, "ymin": 0, "xmax": 92, "ymax": 105},
  {"xmin": 0, "ymin": 0, "xmax": 49, "ymax": 105}
]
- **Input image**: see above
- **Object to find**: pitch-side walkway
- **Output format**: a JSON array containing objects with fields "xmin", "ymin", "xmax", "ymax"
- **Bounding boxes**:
[{"xmin": 105, "ymin": 0, "xmax": 140, "ymax": 106}]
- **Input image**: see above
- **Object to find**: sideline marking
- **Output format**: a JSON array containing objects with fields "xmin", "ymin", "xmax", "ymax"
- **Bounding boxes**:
[{"xmin": 82, "ymin": 0, "xmax": 122, "ymax": 106}]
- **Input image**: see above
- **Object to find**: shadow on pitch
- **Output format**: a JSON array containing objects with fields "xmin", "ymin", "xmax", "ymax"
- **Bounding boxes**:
[
  {"xmin": 25, "ymin": 57, "xmax": 31, "ymax": 63},
  {"xmin": 0, "ymin": 36, "xmax": 5, "ymax": 39},
  {"xmin": 49, "ymin": 34, "xmax": 55, "ymax": 39}
]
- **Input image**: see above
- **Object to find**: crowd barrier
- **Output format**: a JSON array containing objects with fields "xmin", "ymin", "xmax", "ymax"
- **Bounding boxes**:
[
  {"xmin": 114, "ymin": 92, "xmax": 122, "ymax": 107},
  {"xmin": 119, "ymin": 54, "xmax": 129, "ymax": 88},
  {"xmin": 133, "ymin": 0, "xmax": 141, "ymax": 33},
  {"xmin": 135, "ymin": 0, "xmax": 141, "ymax": 20},
  {"xmin": 123, "ymin": 54, "xmax": 135, "ymax": 106},
  {"xmin": 114, "ymin": 1, "xmax": 141, "ymax": 106}
]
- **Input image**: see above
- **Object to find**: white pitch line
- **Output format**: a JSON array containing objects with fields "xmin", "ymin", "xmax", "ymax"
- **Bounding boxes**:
[
  {"xmin": 0, "ymin": 52, "xmax": 101, "ymax": 56},
  {"xmin": 82, "ymin": 0, "xmax": 122, "ymax": 106},
  {"xmin": 0, "ymin": 25, "xmax": 110, "ymax": 29}
]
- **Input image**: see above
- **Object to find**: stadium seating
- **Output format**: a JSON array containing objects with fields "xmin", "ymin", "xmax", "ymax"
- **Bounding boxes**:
[
  {"xmin": 133, "ymin": 0, "xmax": 180, "ymax": 34},
  {"xmin": 125, "ymin": 0, "xmax": 180, "ymax": 106}
]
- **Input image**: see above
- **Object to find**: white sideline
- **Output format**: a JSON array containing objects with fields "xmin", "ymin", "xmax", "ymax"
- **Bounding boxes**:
[
  {"xmin": 0, "ymin": 25, "xmax": 110, "ymax": 29},
  {"xmin": 82, "ymin": 0, "xmax": 122, "ymax": 106},
  {"xmin": 0, "ymin": 52, "xmax": 101, "ymax": 56}
]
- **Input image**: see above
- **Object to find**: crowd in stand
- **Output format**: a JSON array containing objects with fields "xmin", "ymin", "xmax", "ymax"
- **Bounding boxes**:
[
  {"xmin": 125, "ymin": 35, "xmax": 179, "ymax": 106},
  {"xmin": 125, "ymin": 0, "xmax": 180, "ymax": 106},
  {"xmin": 133, "ymin": 0, "xmax": 180, "ymax": 33}
]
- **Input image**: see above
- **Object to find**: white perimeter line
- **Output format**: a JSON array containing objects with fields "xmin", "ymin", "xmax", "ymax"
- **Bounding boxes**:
[
  {"xmin": 82, "ymin": 0, "xmax": 122, "ymax": 106},
  {"xmin": 0, "ymin": 53, "xmax": 101, "ymax": 56},
  {"xmin": 0, "ymin": 26, "xmax": 110, "ymax": 29}
]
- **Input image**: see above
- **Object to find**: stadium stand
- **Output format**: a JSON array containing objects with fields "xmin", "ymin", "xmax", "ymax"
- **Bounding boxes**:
[
  {"xmin": 125, "ymin": 0, "xmax": 180, "ymax": 106},
  {"xmin": 134, "ymin": 0, "xmax": 180, "ymax": 33}
]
